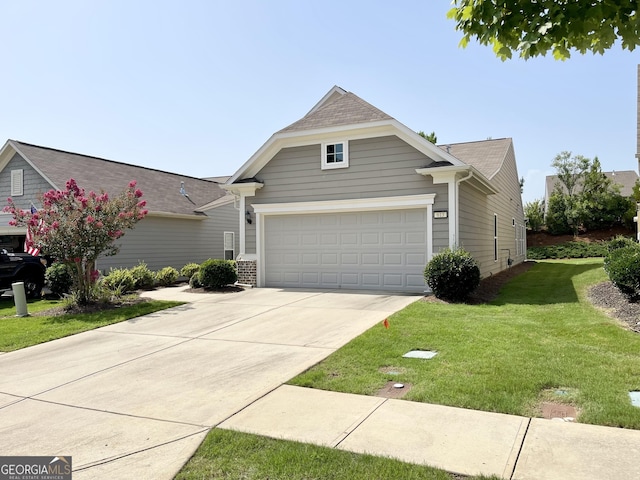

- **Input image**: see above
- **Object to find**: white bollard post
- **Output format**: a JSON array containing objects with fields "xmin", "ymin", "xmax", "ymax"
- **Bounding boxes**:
[{"xmin": 12, "ymin": 282, "xmax": 29, "ymax": 317}]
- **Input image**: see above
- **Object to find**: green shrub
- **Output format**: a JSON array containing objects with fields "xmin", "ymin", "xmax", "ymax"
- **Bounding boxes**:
[
  {"xmin": 199, "ymin": 259, "xmax": 237, "ymax": 289},
  {"xmin": 102, "ymin": 268, "xmax": 135, "ymax": 293},
  {"xmin": 130, "ymin": 262, "xmax": 155, "ymax": 290},
  {"xmin": 424, "ymin": 248, "xmax": 480, "ymax": 302},
  {"xmin": 155, "ymin": 266, "xmax": 179, "ymax": 287},
  {"xmin": 181, "ymin": 262, "xmax": 200, "ymax": 279},
  {"xmin": 45, "ymin": 262, "xmax": 74, "ymax": 297},
  {"xmin": 189, "ymin": 272, "xmax": 202, "ymax": 289},
  {"xmin": 604, "ymin": 245, "xmax": 640, "ymax": 299},
  {"xmin": 527, "ymin": 241, "xmax": 609, "ymax": 260},
  {"xmin": 607, "ymin": 235, "xmax": 637, "ymax": 253}
]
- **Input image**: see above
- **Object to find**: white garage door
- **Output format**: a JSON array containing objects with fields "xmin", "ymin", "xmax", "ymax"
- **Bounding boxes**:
[{"xmin": 264, "ymin": 209, "xmax": 427, "ymax": 292}]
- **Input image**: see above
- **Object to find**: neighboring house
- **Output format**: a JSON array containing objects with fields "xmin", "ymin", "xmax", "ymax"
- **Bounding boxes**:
[
  {"xmin": 0, "ymin": 140, "xmax": 239, "ymax": 272},
  {"xmin": 544, "ymin": 170, "xmax": 640, "ymax": 211},
  {"xmin": 223, "ymin": 86, "xmax": 526, "ymax": 293}
]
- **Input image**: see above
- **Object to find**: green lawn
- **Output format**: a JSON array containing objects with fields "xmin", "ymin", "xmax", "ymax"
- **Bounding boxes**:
[
  {"xmin": 0, "ymin": 296, "xmax": 183, "ymax": 352},
  {"xmin": 290, "ymin": 258, "xmax": 640, "ymax": 429},
  {"xmin": 176, "ymin": 429, "xmax": 497, "ymax": 480}
]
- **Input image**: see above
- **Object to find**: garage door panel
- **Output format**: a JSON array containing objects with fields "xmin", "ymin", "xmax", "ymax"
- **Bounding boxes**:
[{"xmin": 265, "ymin": 210, "xmax": 427, "ymax": 293}]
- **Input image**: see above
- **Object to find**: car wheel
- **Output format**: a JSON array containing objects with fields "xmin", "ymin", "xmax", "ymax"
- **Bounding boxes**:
[{"xmin": 22, "ymin": 274, "xmax": 44, "ymax": 299}]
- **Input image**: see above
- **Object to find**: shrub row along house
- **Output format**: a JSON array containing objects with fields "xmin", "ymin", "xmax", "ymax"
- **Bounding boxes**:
[
  {"xmin": 0, "ymin": 140, "xmax": 239, "ymax": 273},
  {"xmin": 0, "ymin": 86, "xmax": 526, "ymax": 292},
  {"xmin": 223, "ymin": 86, "xmax": 526, "ymax": 292}
]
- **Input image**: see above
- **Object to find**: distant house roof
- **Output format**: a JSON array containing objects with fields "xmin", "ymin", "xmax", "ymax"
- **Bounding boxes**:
[
  {"xmin": 545, "ymin": 170, "xmax": 639, "ymax": 199},
  {"xmin": 277, "ymin": 87, "xmax": 393, "ymax": 133},
  {"xmin": 7, "ymin": 141, "xmax": 229, "ymax": 216},
  {"xmin": 443, "ymin": 138, "xmax": 512, "ymax": 180}
]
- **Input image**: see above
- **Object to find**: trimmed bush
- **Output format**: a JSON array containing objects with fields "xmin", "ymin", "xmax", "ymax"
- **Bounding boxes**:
[
  {"xmin": 181, "ymin": 262, "xmax": 200, "ymax": 279},
  {"xmin": 189, "ymin": 272, "xmax": 202, "ymax": 289},
  {"xmin": 424, "ymin": 248, "xmax": 480, "ymax": 302},
  {"xmin": 199, "ymin": 259, "xmax": 237, "ymax": 289},
  {"xmin": 45, "ymin": 262, "xmax": 74, "ymax": 297},
  {"xmin": 527, "ymin": 241, "xmax": 609, "ymax": 260},
  {"xmin": 607, "ymin": 235, "xmax": 637, "ymax": 253},
  {"xmin": 102, "ymin": 268, "xmax": 135, "ymax": 294},
  {"xmin": 130, "ymin": 262, "xmax": 155, "ymax": 290},
  {"xmin": 155, "ymin": 266, "xmax": 179, "ymax": 287},
  {"xmin": 604, "ymin": 244, "xmax": 640, "ymax": 299}
]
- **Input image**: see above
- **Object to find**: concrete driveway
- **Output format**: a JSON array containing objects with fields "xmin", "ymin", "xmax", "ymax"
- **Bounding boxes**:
[{"xmin": 0, "ymin": 287, "xmax": 420, "ymax": 479}]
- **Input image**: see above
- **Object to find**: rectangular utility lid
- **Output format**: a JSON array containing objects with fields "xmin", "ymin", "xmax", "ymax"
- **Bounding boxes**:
[{"xmin": 403, "ymin": 350, "xmax": 437, "ymax": 359}]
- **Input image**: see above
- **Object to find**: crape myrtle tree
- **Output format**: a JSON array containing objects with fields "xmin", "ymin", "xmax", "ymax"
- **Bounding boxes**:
[
  {"xmin": 4, "ymin": 179, "xmax": 148, "ymax": 305},
  {"xmin": 448, "ymin": 1, "xmax": 639, "ymax": 60}
]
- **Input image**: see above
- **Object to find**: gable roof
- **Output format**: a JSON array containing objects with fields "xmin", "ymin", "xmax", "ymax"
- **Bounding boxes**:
[
  {"xmin": 443, "ymin": 138, "xmax": 513, "ymax": 180},
  {"xmin": 4, "ymin": 140, "xmax": 229, "ymax": 217},
  {"xmin": 277, "ymin": 88, "xmax": 393, "ymax": 133},
  {"xmin": 228, "ymin": 86, "xmax": 467, "ymax": 184},
  {"xmin": 545, "ymin": 170, "xmax": 639, "ymax": 199}
]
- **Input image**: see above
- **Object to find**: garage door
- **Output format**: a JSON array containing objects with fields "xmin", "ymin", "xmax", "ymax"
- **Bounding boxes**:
[{"xmin": 264, "ymin": 209, "xmax": 427, "ymax": 292}]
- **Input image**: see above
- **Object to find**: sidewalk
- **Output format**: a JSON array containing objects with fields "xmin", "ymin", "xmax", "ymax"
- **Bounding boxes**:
[{"xmin": 219, "ymin": 384, "xmax": 640, "ymax": 480}]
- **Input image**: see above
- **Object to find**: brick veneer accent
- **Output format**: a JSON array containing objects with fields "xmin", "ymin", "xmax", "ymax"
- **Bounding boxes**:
[{"xmin": 236, "ymin": 260, "xmax": 257, "ymax": 287}]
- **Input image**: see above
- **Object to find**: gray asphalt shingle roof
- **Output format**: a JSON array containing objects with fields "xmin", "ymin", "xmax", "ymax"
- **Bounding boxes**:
[
  {"xmin": 443, "ymin": 138, "xmax": 512, "ymax": 180},
  {"xmin": 11, "ymin": 141, "xmax": 228, "ymax": 216},
  {"xmin": 545, "ymin": 170, "xmax": 639, "ymax": 198},
  {"xmin": 278, "ymin": 91, "xmax": 393, "ymax": 133}
]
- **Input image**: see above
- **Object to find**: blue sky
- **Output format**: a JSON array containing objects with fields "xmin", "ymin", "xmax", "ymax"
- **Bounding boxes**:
[{"xmin": 1, "ymin": 1, "xmax": 637, "ymax": 203}]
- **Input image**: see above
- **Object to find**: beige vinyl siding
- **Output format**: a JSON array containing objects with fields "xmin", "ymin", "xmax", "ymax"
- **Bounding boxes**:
[
  {"xmin": 98, "ymin": 202, "xmax": 240, "ymax": 273},
  {"xmin": 459, "ymin": 142, "xmax": 525, "ymax": 277},
  {"xmin": 244, "ymin": 135, "xmax": 449, "ymax": 254}
]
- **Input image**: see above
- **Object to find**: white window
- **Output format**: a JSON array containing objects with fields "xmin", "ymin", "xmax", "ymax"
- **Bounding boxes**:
[
  {"xmin": 224, "ymin": 231, "xmax": 235, "ymax": 260},
  {"xmin": 321, "ymin": 142, "xmax": 349, "ymax": 170},
  {"xmin": 11, "ymin": 169, "xmax": 23, "ymax": 196}
]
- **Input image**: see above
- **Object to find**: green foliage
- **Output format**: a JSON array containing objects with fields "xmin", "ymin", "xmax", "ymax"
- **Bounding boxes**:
[
  {"xmin": 4, "ymin": 178, "xmax": 148, "ymax": 305},
  {"xmin": 189, "ymin": 272, "xmax": 202, "ymax": 289},
  {"xmin": 129, "ymin": 262, "xmax": 155, "ymax": 290},
  {"xmin": 180, "ymin": 262, "xmax": 200, "ymax": 279},
  {"xmin": 417, "ymin": 130, "xmax": 437, "ymax": 144},
  {"xmin": 101, "ymin": 268, "xmax": 135, "ymax": 294},
  {"xmin": 155, "ymin": 266, "xmax": 179, "ymax": 287},
  {"xmin": 607, "ymin": 235, "xmax": 638, "ymax": 253},
  {"xmin": 527, "ymin": 241, "xmax": 608, "ymax": 260},
  {"xmin": 199, "ymin": 259, "xmax": 237, "ymax": 289},
  {"xmin": 604, "ymin": 245, "xmax": 640, "ymax": 299},
  {"xmin": 545, "ymin": 192, "xmax": 572, "ymax": 235},
  {"xmin": 524, "ymin": 199, "xmax": 545, "ymax": 232},
  {"xmin": 448, "ymin": 1, "xmax": 640, "ymax": 60},
  {"xmin": 45, "ymin": 262, "xmax": 74, "ymax": 297},
  {"xmin": 424, "ymin": 248, "xmax": 480, "ymax": 302}
]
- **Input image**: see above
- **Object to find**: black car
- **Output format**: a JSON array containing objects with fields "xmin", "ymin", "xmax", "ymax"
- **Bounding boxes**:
[{"xmin": 0, "ymin": 250, "xmax": 46, "ymax": 299}]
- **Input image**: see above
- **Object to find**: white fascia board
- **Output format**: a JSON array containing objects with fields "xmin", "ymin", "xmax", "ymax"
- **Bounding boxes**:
[
  {"xmin": 416, "ymin": 165, "xmax": 498, "ymax": 195},
  {"xmin": 8, "ymin": 141, "xmax": 59, "ymax": 190},
  {"xmin": 145, "ymin": 211, "xmax": 207, "ymax": 220},
  {"xmin": 221, "ymin": 182, "xmax": 264, "ymax": 196},
  {"xmin": 252, "ymin": 194, "xmax": 436, "ymax": 215},
  {"xmin": 196, "ymin": 194, "xmax": 236, "ymax": 212},
  {"xmin": 389, "ymin": 120, "xmax": 466, "ymax": 167}
]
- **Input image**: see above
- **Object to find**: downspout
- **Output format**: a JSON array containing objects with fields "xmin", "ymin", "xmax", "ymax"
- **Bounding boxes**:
[{"xmin": 454, "ymin": 170, "xmax": 474, "ymax": 248}]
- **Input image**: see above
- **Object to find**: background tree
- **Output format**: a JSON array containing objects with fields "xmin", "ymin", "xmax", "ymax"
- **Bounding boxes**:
[
  {"xmin": 448, "ymin": 1, "xmax": 639, "ymax": 60},
  {"xmin": 418, "ymin": 131, "xmax": 438, "ymax": 144},
  {"xmin": 4, "ymin": 179, "xmax": 148, "ymax": 305},
  {"xmin": 524, "ymin": 199, "xmax": 545, "ymax": 232}
]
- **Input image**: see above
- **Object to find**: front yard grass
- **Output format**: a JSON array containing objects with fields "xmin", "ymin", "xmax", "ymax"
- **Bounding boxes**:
[
  {"xmin": 0, "ymin": 296, "xmax": 183, "ymax": 352},
  {"xmin": 176, "ymin": 429, "xmax": 497, "ymax": 480},
  {"xmin": 290, "ymin": 258, "xmax": 640, "ymax": 429}
]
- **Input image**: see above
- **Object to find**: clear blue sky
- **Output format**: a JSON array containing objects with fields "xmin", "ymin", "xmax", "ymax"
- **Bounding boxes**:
[{"xmin": 2, "ymin": 1, "xmax": 637, "ymax": 204}]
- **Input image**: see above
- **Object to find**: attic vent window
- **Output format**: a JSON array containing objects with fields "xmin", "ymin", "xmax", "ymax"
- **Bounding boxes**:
[
  {"xmin": 322, "ymin": 142, "xmax": 349, "ymax": 170},
  {"xmin": 11, "ymin": 169, "xmax": 23, "ymax": 196}
]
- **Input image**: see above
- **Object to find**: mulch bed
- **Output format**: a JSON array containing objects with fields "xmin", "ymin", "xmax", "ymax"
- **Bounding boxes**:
[{"xmin": 588, "ymin": 281, "xmax": 640, "ymax": 333}]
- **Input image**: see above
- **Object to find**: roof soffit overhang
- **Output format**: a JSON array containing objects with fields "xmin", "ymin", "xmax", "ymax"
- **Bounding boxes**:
[
  {"xmin": 146, "ymin": 211, "xmax": 207, "ymax": 220},
  {"xmin": 221, "ymin": 182, "xmax": 264, "ymax": 197},
  {"xmin": 416, "ymin": 165, "xmax": 498, "ymax": 195},
  {"xmin": 227, "ymin": 119, "xmax": 465, "ymax": 184}
]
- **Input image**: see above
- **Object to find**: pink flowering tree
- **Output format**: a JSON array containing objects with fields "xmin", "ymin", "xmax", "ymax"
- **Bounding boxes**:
[{"xmin": 4, "ymin": 179, "xmax": 148, "ymax": 305}]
